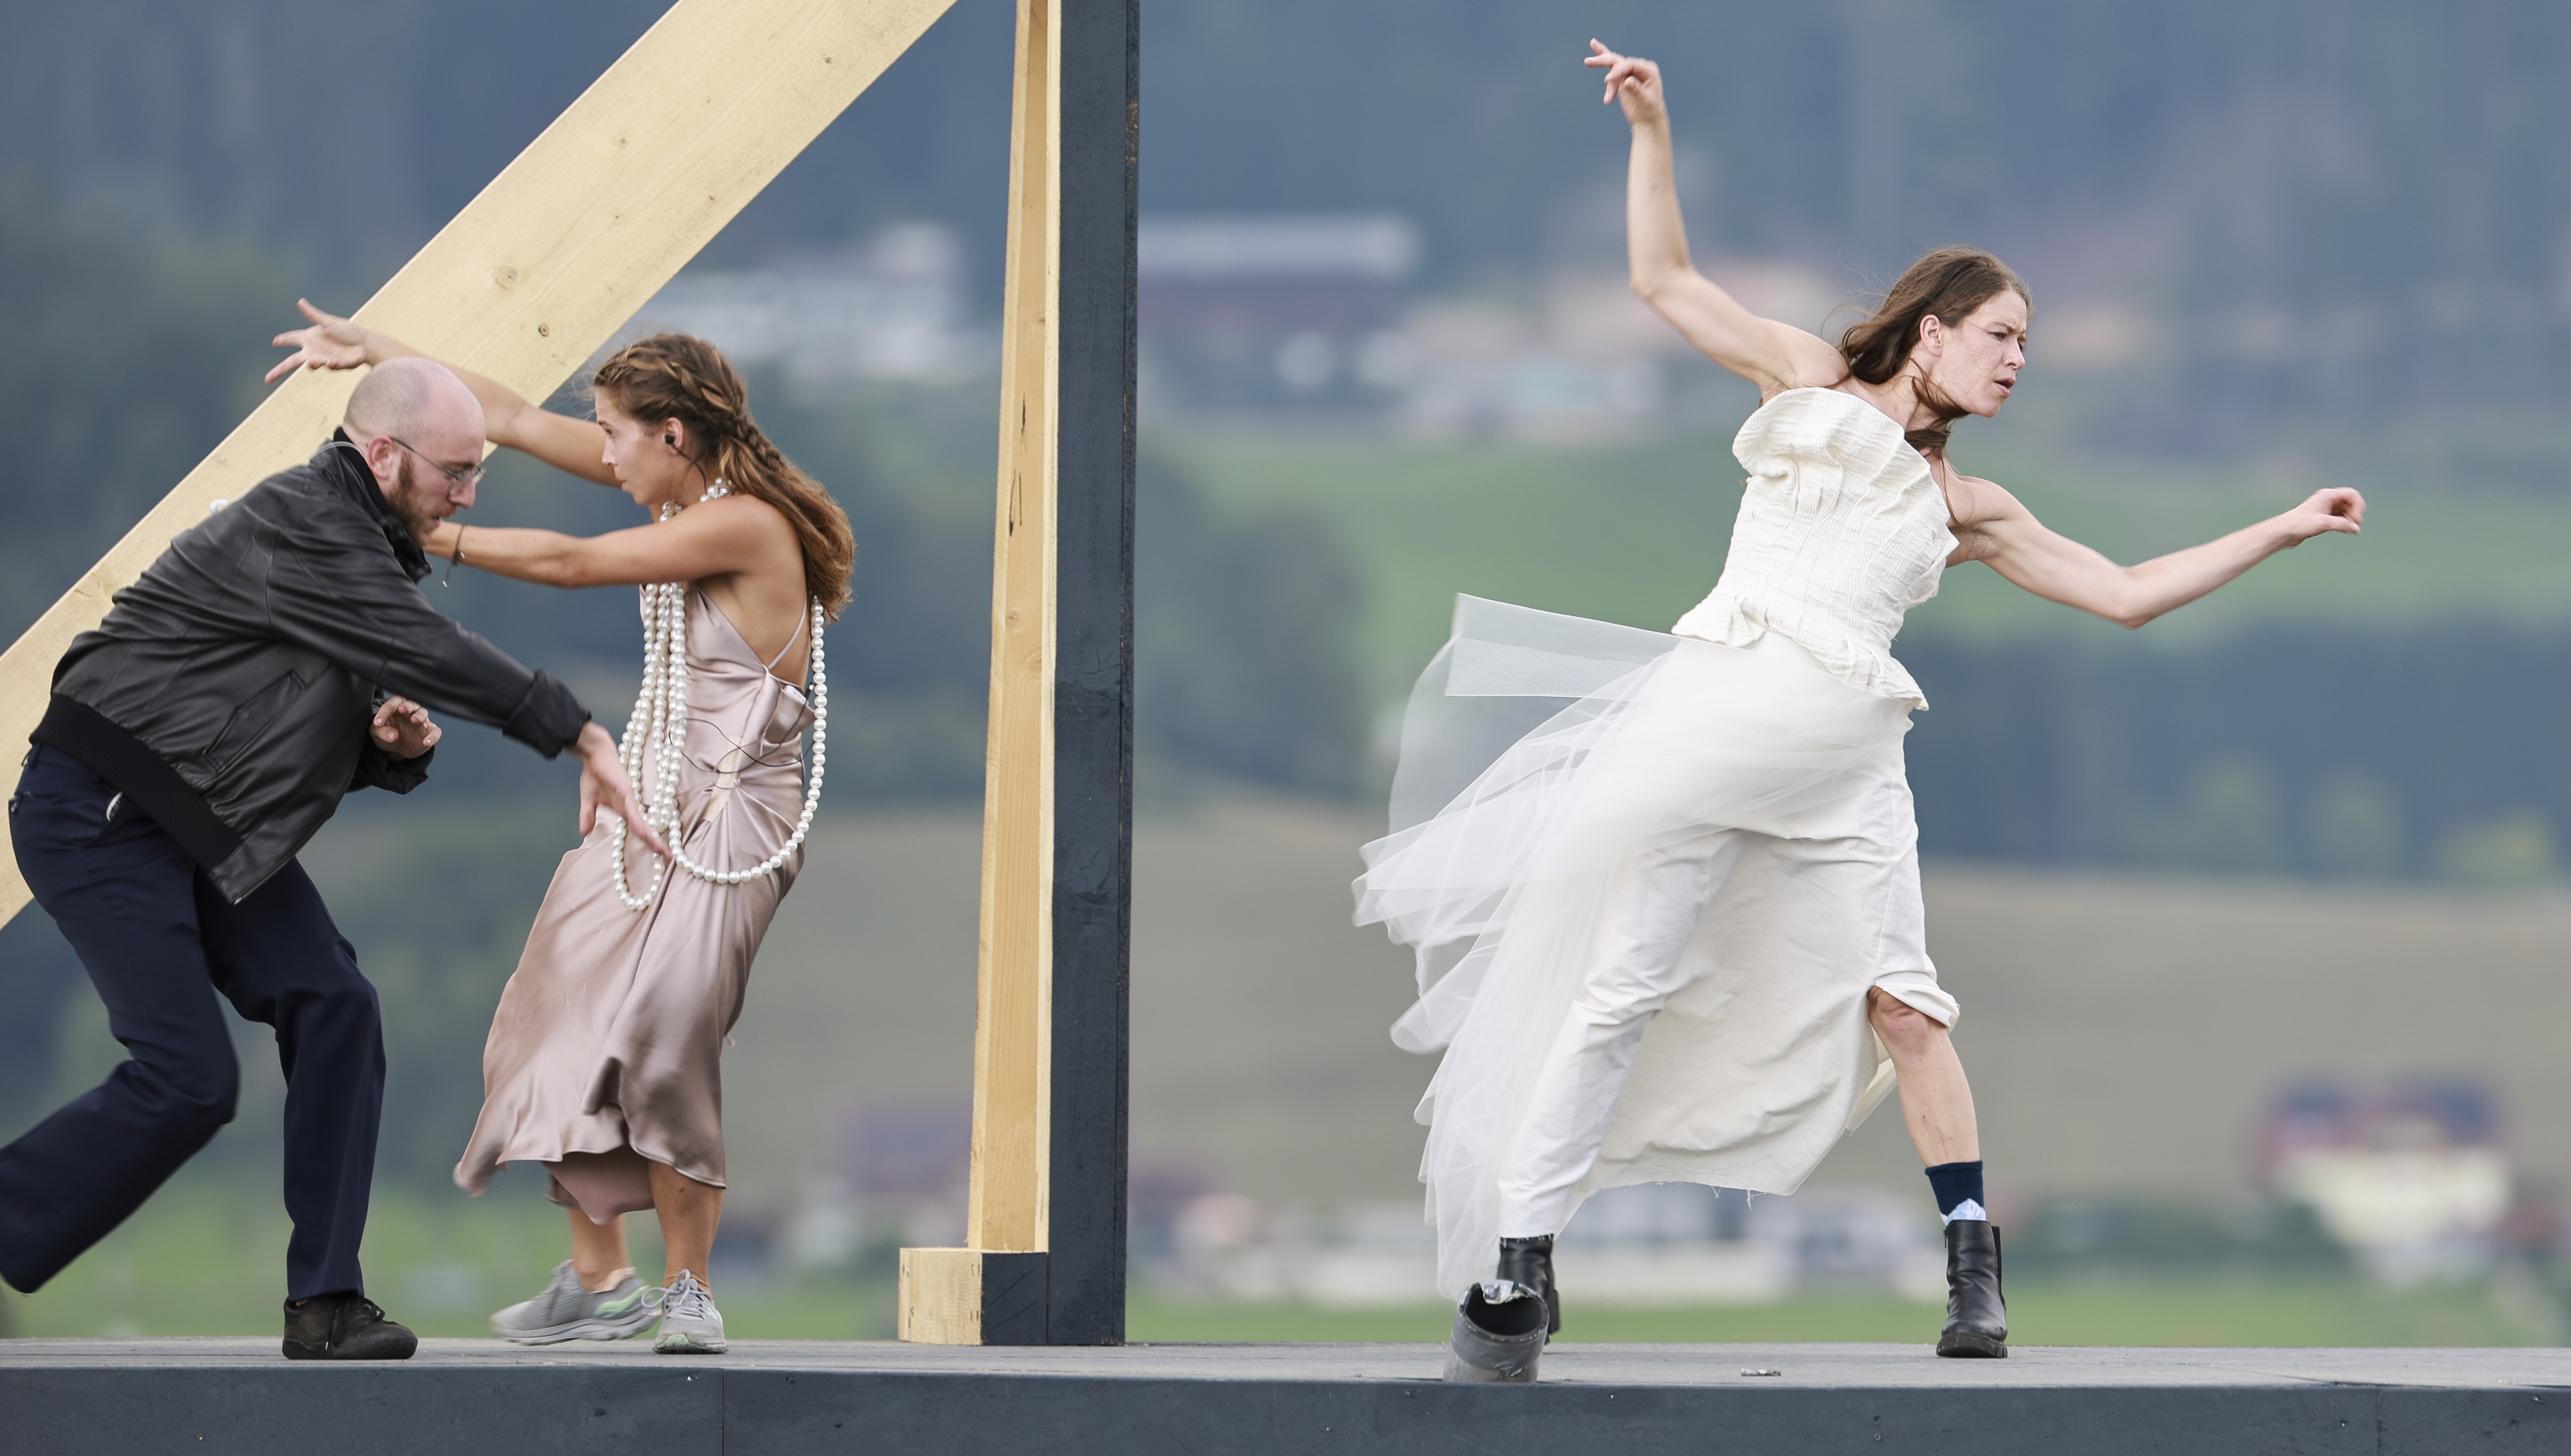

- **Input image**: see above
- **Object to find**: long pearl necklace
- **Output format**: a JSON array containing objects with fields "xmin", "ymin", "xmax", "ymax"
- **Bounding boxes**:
[{"xmin": 609, "ymin": 480, "xmax": 829, "ymax": 909}]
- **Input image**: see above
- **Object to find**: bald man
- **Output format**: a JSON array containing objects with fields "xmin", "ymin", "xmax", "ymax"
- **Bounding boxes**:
[{"xmin": 0, "ymin": 358, "xmax": 661, "ymax": 1358}]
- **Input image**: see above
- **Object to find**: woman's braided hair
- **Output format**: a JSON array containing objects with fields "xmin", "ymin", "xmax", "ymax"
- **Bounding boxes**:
[
  {"xmin": 1836, "ymin": 247, "xmax": 2029, "ymax": 460},
  {"xmin": 591, "ymin": 333, "xmax": 855, "ymax": 616}
]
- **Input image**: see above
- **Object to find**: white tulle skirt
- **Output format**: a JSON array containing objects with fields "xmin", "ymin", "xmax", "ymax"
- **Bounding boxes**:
[{"xmin": 1355, "ymin": 596, "xmax": 1957, "ymax": 1298}]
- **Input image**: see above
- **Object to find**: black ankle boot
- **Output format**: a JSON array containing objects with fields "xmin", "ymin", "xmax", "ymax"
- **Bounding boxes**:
[
  {"xmin": 1496, "ymin": 1235, "xmax": 1560, "ymax": 1336},
  {"xmin": 1935, "ymin": 1220, "xmax": 2007, "ymax": 1358}
]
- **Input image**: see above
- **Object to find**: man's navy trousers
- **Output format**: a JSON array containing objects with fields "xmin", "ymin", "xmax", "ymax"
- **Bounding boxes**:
[{"xmin": 0, "ymin": 745, "xmax": 385, "ymax": 1299}]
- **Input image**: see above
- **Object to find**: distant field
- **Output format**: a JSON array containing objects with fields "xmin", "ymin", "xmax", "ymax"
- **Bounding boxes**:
[
  {"xmin": 1, "ymin": 1182, "xmax": 2545, "ymax": 1349},
  {"xmin": 1126, "ymin": 1282, "xmax": 2546, "ymax": 1349},
  {"xmin": 717, "ymin": 798, "xmax": 2571, "ymax": 1211},
  {"xmin": 1174, "ymin": 427, "xmax": 2571, "ymax": 692},
  {"xmin": 15, "ymin": 798, "xmax": 2571, "ymax": 1346},
  {"xmin": 34, "ymin": 797, "xmax": 2571, "ymax": 1220}
]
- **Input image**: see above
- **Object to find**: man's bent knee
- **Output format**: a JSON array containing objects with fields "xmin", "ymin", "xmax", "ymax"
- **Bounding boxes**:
[{"xmin": 135, "ymin": 1053, "xmax": 240, "ymax": 1136}]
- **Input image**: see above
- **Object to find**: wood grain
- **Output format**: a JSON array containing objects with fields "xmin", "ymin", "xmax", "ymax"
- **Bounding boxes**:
[
  {"xmin": 896, "ymin": 1246, "xmax": 985, "ymax": 1344},
  {"xmin": 962, "ymin": 0, "xmax": 1060, "ymax": 1260}
]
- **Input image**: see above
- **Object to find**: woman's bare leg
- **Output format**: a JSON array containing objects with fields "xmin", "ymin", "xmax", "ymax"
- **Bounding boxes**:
[
  {"xmin": 647, "ymin": 1160, "xmax": 725, "ymax": 1289},
  {"xmin": 567, "ymin": 1209, "xmax": 634, "ymax": 1292},
  {"xmin": 1867, "ymin": 987, "xmax": 1980, "ymax": 1166}
]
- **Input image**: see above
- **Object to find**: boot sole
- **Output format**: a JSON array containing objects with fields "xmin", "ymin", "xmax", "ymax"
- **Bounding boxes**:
[
  {"xmin": 281, "ymin": 1332, "xmax": 419, "ymax": 1361},
  {"xmin": 1935, "ymin": 1331, "xmax": 2008, "ymax": 1358},
  {"xmin": 1443, "ymin": 1348, "xmax": 1541, "ymax": 1382}
]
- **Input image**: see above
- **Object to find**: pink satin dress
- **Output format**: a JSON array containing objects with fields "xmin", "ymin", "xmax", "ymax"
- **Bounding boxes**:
[{"xmin": 455, "ymin": 587, "xmax": 812, "ymax": 1221}]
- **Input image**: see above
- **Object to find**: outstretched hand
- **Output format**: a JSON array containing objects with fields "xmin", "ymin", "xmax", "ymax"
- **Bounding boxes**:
[
  {"xmin": 2278, "ymin": 486, "xmax": 2365, "ymax": 545},
  {"xmin": 371, "ymin": 696, "xmax": 441, "ymax": 759},
  {"xmin": 1584, "ymin": 39, "xmax": 1665, "ymax": 124},
  {"xmin": 572, "ymin": 721, "xmax": 669, "ymax": 859},
  {"xmin": 265, "ymin": 299, "xmax": 372, "ymax": 383}
]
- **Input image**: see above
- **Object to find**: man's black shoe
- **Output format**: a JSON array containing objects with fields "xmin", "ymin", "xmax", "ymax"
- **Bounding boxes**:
[{"xmin": 282, "ymin": 1292, "xmax": 418, "ymax": 1360}]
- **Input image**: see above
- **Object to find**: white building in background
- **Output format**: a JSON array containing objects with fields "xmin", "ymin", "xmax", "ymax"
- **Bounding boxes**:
[
  {"xmin": 1138, "ymin": 212, "xmax": 1423, "ymax": 415},
  {"xmin": 1136, "ymin": 210, "xmax": 1870, "ymax": 441},
  {"xmin": 636, "ymin": 221, "xmax": 984, "ymax": 388},
  {"xmin": 2259, "ymin": 1078, "xmax": 2516, "ymax": 1286}
]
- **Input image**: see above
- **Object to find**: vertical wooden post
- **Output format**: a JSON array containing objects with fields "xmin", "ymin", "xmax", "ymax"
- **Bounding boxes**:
[
  {"xmin": 1043, "ymin": 0, "xmax": 1139, "ymax": 1347},
  {"xmin": 898, "ymin": 0, "xmax": 1135, "ymax": 1347}
]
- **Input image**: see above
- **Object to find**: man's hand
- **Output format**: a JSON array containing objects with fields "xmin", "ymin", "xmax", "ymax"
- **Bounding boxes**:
[
  {"xmin": 265, "ymin": 299, "xmax": 375, "ymax": 383},
  {"xmin": 371, "ymin": 696, "xmax": 441, "ymax": 760},
  {"xmin": 572, "ymin": 721, "xmax": 668, "ymax": 858},
  {"xmin": 2276, "ymin": 486, "xmax": 2365, "ymax": 546}
]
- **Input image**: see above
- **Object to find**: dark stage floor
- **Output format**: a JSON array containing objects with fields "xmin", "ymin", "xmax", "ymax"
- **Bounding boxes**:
[{"xmin": 5, "ymin": 1337, "xmax": 2566, "ymax": 1453}]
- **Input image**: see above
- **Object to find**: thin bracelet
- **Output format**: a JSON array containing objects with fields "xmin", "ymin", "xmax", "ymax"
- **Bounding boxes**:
[{"xmin": 441, "ymin": 524, "xmax": 467, "ymax": 587}]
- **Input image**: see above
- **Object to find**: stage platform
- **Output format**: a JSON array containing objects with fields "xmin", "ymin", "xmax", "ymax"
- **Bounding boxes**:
[{"xmin": 5, "ymin": 1338, "xmax": 2567, "ymax": 1453}]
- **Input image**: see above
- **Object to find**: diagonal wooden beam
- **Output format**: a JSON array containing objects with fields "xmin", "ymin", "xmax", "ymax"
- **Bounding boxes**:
[{"xmin": 0, "ymin": 0, "xmax": 959, "ymax": 925}]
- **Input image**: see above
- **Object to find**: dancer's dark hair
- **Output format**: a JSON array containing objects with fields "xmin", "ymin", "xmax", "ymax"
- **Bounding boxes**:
[
  {"xmin": 1837, "ymin": 247, "xmax": 2029, "ymax": 459},
  {"xmin": 591, "ymin": 333, "xmax": 856, "ymax": 616}
]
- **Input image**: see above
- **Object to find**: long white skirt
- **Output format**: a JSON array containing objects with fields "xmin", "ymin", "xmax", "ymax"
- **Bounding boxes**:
[{"xmin": 1354, "ymin": 596, "xmax": 1957, "ymax": 1298}]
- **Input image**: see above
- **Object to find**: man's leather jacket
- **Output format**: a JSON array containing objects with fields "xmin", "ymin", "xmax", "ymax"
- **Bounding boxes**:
[{"xmin": 33, "ymin": 433, "xmax": 589, "ymax": 901}]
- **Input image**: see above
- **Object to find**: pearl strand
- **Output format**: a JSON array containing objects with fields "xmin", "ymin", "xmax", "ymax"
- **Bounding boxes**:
[{"xmin": 608, "ymin": 480, "xmax": 830, "ymax": 907}]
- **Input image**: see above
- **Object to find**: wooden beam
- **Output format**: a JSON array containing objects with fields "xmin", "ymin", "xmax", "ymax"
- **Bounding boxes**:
[
  {"xmin": 902, "ymin": 0, "xmax": 1133, "ymax": 1347},
  {"xmin": 1041, "ymin": 0, "xmax": 1138, "ymax": 1348},
  {"xmin": 965, "ymin": 0, "xmax": 1060, "ymax": 1266},
  {"xmin": 0, "ymin": 0, "xmax": 959, "ymax": 924},
  {"xmin": 895, "ymin": 1247, "xmax": 1047, "ymax": 1344}
]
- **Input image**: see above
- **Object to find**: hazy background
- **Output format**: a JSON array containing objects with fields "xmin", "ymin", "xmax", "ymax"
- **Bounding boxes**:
[{"xmin": 5, "ymin": 0, "xmax": 2571, "ymax": 1344}]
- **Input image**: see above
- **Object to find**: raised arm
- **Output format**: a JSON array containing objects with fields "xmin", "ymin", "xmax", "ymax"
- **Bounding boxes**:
[
  {"xmin": 1585, "ymin": 42, "xmax": 1846, "ymax": 395},
  {"xmin": 421, "ymin": 493, "xmax": 799, "ymax": 591},
  {"xmin": 1947, "ymin": 471, "xmax": 2366, "ymax": 629},
  {"xmin": 268, "ymin": 300, "xmax": 618, "ymax": 487}
]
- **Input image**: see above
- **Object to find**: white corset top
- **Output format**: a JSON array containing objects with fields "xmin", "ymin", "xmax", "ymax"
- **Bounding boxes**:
[{"xmin": 1669, "ymin": 387, "xmax": 1955, "ymax": 707}]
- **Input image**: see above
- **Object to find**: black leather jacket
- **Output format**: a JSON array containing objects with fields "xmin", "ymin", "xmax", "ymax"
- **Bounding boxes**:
[{"xmin": 34, "ymin": 433, "xmax": 589, "ymax": 901}]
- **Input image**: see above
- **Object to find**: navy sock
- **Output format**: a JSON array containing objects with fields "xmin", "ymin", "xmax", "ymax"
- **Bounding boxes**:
[{"xmin": 1925, "ymin": 1160, "xmax": 1986, "ymax": 1223}]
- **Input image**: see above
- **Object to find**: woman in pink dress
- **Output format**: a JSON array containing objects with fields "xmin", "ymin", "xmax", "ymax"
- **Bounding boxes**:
[{"xmin": 271, "ymin": 309, "xmax": 853, "ymax": 1354}]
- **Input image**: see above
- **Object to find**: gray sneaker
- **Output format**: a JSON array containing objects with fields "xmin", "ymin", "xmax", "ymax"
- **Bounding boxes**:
[
  {"xmin": 652, "ymin": 1271, "xmax": 726, "ymax": 1354},
  {"xmin": 490, "ymin": 1262, "xmax": 661, "ymax": 1345}
]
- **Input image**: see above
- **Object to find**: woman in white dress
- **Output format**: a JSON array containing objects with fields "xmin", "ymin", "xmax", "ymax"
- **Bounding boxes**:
[{"xmin": 1357, "ymin": 42, "xmax": 2366, "ymax": 1363}]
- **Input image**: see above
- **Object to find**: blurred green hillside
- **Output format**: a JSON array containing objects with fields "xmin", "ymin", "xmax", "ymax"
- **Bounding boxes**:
[{"xmin": 1180, "ymin": 416, "xmax": 2571, "ymax": 692}]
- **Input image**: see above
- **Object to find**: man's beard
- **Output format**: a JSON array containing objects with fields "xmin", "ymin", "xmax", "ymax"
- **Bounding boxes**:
[{"xmin": 386, "ymin": 455, "xmax": 443, "ymax": 542}]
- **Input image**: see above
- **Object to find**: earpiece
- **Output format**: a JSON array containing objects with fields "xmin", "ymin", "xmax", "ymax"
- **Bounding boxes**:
[{"xmin": 664, "ymin": 435, "xmax": 677, "ymax": 448}]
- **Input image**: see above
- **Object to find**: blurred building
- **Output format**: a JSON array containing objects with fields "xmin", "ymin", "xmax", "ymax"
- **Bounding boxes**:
[
  {"xmin": 1138, "ymin": 215, "xmax": 1845, "ymax": 441},
  {"xmin": 637, "ymin": 221, "xmax": 984, "ymax": 388},
  {"xmin": 2260, "ymin": 1078, "xmax": 2514, "ymax": 1285},
  {"xmin": 784, "ymin": 1099, "xmax": 970, "ymax": 1276},
  {"xmin": 1139, "ymin": 212, "xmax": 1422, "ymax": 416}
]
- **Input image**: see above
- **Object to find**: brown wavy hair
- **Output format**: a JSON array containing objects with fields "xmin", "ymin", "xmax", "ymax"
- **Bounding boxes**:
[
  {"xmin": 1836, "ymin": 247, "xmax": 2029, "ymax": 459},
  {"xmin": 591, "ymin": 333, "xmax": 855, "ymax": 615}
]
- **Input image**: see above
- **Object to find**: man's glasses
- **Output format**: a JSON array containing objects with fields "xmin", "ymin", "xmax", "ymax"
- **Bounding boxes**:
[{"xmin": 389, "ymin": 437, "xmax": 486, "ymax": 491}]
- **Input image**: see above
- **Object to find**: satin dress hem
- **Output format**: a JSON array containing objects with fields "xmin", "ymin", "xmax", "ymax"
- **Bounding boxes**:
[{"xmin": 454, "ymin": 588, "xmax": 810, "ymax": 1225}]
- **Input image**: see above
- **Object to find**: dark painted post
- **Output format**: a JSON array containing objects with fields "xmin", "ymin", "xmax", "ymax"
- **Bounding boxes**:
[{"xmin": 1045, "ymin": 0, "xmax": 1138, "ymax": 1346}]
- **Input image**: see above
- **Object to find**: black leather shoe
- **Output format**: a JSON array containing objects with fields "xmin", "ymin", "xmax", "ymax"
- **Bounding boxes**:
[
  {"xmin": 283, "ymin": 1292, "xmax": 418, "ymax": 1360},
  {"xmin": 1496, "ymin": 1235, "xmax": 1560, "ymax": 1336},
  {"xmin": 1935, "ymin": 1220, "xmax": 2007, "ymax": 1358}
]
